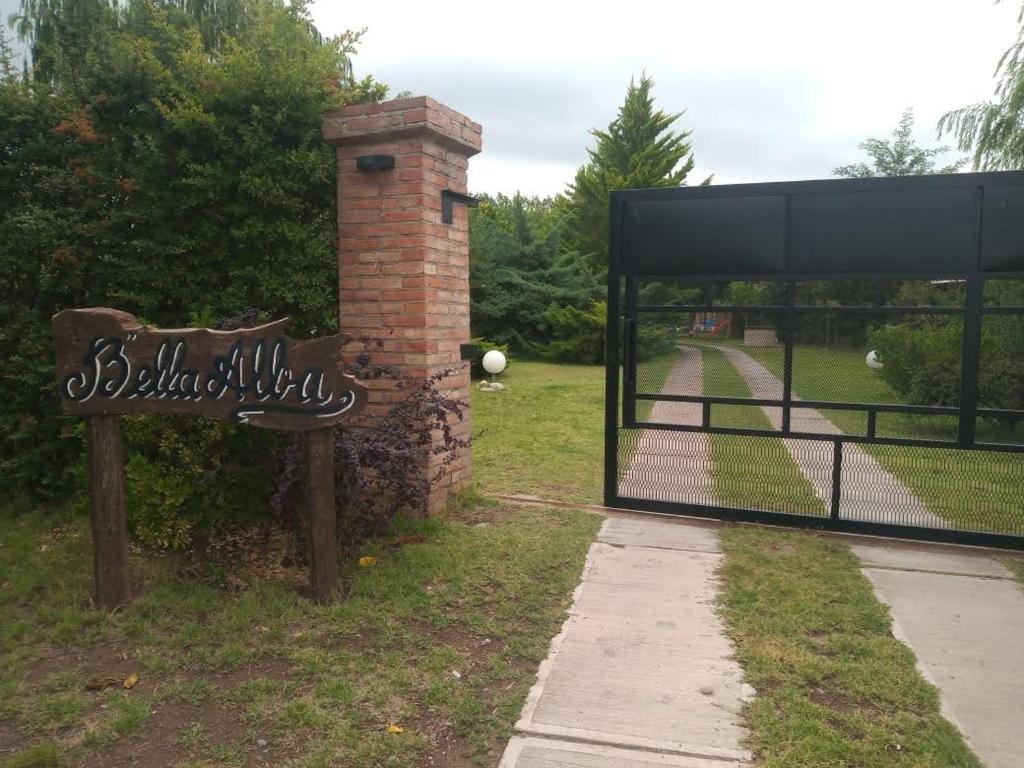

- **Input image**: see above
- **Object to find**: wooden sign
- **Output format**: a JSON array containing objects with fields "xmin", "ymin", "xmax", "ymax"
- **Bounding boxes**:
[
  {"xmin": 53, "ymin": 308, "xmax": 367, "ymax": 607},
  {"xmin": 53, "ymin": 308, "xmax": 366, "ymax": 431}
]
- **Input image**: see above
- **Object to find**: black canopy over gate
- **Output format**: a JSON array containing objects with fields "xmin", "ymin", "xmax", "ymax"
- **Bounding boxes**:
[{"xmin": 605, "ymin": 172, "xmax": 1024, "ymax": 549}]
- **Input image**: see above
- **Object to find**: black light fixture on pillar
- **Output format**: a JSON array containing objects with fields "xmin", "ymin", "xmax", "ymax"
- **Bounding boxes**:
[
  {"xmin": 355, "ymin": 155, "xmax": 396, "ymax": 171},
  {"xmin": 441, "ymin": 189, "xmax": 479, "ymax": 224}
]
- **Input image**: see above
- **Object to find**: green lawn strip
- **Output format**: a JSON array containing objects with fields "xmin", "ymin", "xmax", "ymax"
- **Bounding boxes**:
[
  {"xmin": 741, "ymin": 344, "xmax": 1024, "ymax": 533},
  {"xmin": 1004, "ymin": 556, "xmax": 1024, "ymax": 584},
  {"xmin": 718, "ymin": 526, "xmax": 981, "ymax": 768},
  {"xmin": 634, "ymin": 351, "xmax": 679, "ymax": 422},
  {"xmin": 0, "ymin": 500, "xmax": 600, "ymax": 767},
  {"xmin": 698, "ymin": 347, "xmax": 824, "ymax": 515},
  {"xmin": 472, "ymin": 361, "xmax": 604, "ymax": 503}
]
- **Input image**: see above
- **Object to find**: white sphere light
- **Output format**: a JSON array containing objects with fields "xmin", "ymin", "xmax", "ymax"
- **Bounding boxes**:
[
  {"xmin": 866, "ymin": 350, "xmax": 883, "ymax": 370},
  {"xmin": 482, "ymin": 349, "xmax": 507, "ymax": 375}
]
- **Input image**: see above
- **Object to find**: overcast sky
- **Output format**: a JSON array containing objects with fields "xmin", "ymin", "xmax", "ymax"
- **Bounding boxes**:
[
  {"xmin": 310, "ymin": 0, "xmax": 1020, "ymax": 197},
  {"xmin": 2, "ymin": 1, "xmax": 1017, "ymax": 195}
]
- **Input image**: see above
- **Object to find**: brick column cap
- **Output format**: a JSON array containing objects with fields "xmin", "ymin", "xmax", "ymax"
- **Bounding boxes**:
[{"xmin": 323, "ymin": 96, "xmax": 482, "ymax": 156}]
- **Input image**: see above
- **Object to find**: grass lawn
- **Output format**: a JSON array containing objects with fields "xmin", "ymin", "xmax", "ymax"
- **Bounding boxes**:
[
  {"xmin": 468, "ymin": 355, "xmax": 991, "ymax": 766},
  {"xmin": 0, "ymin": 499, "xmax": 600, "ymax": 768},
  {"xmin": 634, "ymin": 351, "xmax": 677, "ymax": 422},
  {"xmin": 471, "ymin": 362, "xmax": 605, "ymax": 503},
  {"xmin": 698, "ymin": 347, "xmax": 824, "ymax": 516},
  {"xmin": 4, "ymin": 357, "xmax": 1007, "ymax": 768},
  {"xmin": 719, "ymin": 526, "xmax": 981, "ymax": 768},
  {"xmin": 738, "ymin": 344, "xmax": 1024, "ymax": 534},
  {"xmin": 1004, "ymin": 556, "xmax": 1024, "ymax": 584}
]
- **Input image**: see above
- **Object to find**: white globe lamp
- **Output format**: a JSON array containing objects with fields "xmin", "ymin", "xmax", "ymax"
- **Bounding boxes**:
[
  {"xmin": 866, "ymin": 350, "xmax": 883, "ymax": 370},
  {"xmin": 482, "ymin": 349, "xmax": 507, "ymax": 379}
]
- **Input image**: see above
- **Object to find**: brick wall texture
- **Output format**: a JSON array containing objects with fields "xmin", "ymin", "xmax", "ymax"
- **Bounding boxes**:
[{"xmin": 323, "ymin": 97, "xmax": 482, "ymax": 512}]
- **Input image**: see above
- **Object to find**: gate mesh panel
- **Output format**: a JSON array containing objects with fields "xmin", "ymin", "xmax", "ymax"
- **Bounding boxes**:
[
  {"xmin": 841, "ymin": 445, "xmax": 1024, "ymax": 535},
  {"xmin": 609, "ymin": 178, "xmax": 1024, "ymax": 548},
  {"xmin": 791, "ymin": 312, "xmax": 962, "ymax": 408},
  {"xmin": 618, "ymin": 428, "xmax": 831, "ymax": 517},
  {"xmin": 977, "ymin": 313, "xmax": 1024, "ymax": 446}
]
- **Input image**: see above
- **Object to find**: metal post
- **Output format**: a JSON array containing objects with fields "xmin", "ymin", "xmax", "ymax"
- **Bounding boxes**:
[
  {"xmin": 604, "ymin": 197, "xmax": 626, "ymax": 506},
  {"xmin": 958, "ymin": 276, "xmax": 983, "ymax": 446},
  {"xmin": 829, "ymin": 440, "xmax": 844, "ymax": 521},
  {"xmin": 782, "ymin": 280, "xmax": 795, "ymax": 434},
  {"xmin": 623, "ymin": 277, "xmax": 639, "ymax": 428}
]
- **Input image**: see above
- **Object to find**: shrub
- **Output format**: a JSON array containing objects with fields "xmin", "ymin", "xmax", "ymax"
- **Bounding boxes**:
[
  {"xmin": 0, "ymin": 1, "xmax": 385, "ymax": 500},
  {"xmin": 121, "ymin": 415, "xmax": 277, "ymax": 551},
  {"xmin": 468, "ymin": 336, "xmax": 512, "ymax": 380},
  {"xmin": 271, "ymin": 370, "xmax": 469, "ymax": 551},
  {"xmin": 869, "ymin": 320, "xmax": 964, "ymax": 407},
  {"xmin": 541, "ymin": 301, "xmax": 607, "ymax": 364},
  {"xmin": 541, "ymin": 300, "xmax": 679, "ymax": 365},
  {"xmin": 870, "ymin": 317, "xmax": 1024, "ymax": 427}
]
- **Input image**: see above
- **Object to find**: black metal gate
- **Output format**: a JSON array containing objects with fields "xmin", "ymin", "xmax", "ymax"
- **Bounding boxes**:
[{"xmin": 605, "ymin": 172, "xmax": 1024, "ymax": 549}]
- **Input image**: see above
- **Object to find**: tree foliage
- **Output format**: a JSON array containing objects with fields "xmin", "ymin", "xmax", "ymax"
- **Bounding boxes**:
[
  {"xmin": 469, "ymin": 193, "xmax": 600, "ymax": 353},
  {"xmin": 833, "ymin": 109, "xmax": 961, "ymax": 178},
  {"xmin": 940, "ymin": 2, "xmax": 1024, "ymax": 170},
  {"xmin": 564, "ymin": 74, "xmax": 708, "ymax": 271},
  {"xmin": 0, "ymin": 0, "xmax": 385, "ymax": 502}
]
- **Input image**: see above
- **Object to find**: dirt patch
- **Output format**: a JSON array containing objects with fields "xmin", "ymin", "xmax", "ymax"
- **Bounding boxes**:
[
  {"xmin": 15, "ymin": 646, "xmax": 299, "ymax": 768},
  {"xmin": 420, "ymin": 733, "xmax": 479, "ymax": 768},
  {"xmin": 406, "ymin": 621, "xmax": 534, "ymax": 767},
  {"xmin": 0, "ymin": 718, "xmax": 34, "ymax": 762},
  {"xmin": 808, "ymin": 684, "xmax": 857, "ymax": 714},
  {"xmin": 73, "ymin": 696, "xmax": 297, "ymax": 768},
  {"xmin": 411, "ymin": 620, "xmax": 503, "ymax": 675},
  {"xmin": 29, "ymin": 641, "xmax": 139, "ymax": 687},
  {"xmin": 201, "ymin": 657, "xmax": 295, "ymax": 691}
]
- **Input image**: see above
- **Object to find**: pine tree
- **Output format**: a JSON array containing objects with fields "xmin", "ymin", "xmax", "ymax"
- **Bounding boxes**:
[
  {"xmin": 564, "ymin": 74, "xmax": 707, "ymax": 270},
  {"xmin": 834, "ymin": 109, "xmax": 961, "ymax": 178}
]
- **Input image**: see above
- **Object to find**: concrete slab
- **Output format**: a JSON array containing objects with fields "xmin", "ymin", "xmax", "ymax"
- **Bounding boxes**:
[
  {"xmin": 499, "ymin": 737, "xmax": 743, "ymax": 767},
  {"xmin": 599, "ymin": 516, "xmax": 722, "ymax": 554},
  {"xmin": 505, "ymin": 518, "xmax": 753, "ymax": 766},
  {"xmin": 860, "ymin": 559, "xmax": 1024, "ymax": 768},
  {"xmin": 852, "ymin": 542, "xmax": 1015, "ymax": 579}
]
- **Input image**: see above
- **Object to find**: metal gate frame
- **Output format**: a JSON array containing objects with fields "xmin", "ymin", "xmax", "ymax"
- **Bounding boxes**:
[{"xmin": 604, "ymin": 171, "xmax": 1024, "ymax": 549}]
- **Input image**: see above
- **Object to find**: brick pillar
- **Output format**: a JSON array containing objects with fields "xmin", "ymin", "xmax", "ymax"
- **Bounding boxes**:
[{"xmin": 323, "ymin": 97, "xmax": 481, "ymax": 512}]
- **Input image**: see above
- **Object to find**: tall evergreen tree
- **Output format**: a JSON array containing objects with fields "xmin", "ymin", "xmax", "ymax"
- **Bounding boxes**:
[
  {"xmin": 833, "ymin": 109, "xmax": 961, "ymax": 178},
  {"xmin": 940, "ymin": 1, "xmax": 1024, "ymax": 170},
  {"xmin": 469, "ymin": 193, "xmax": 598, "ymax": 352},
  {"xmin": 564, "ymin": 75, "xmax": 708, "ymax": 270}
]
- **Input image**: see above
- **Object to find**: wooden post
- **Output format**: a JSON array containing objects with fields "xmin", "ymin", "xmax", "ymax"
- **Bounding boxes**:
[
  {"xmin": 86, "ymin": 415, "xmax": 130, "ymax": 609},
  {"xmin": 305, "ymin": 428, "xmax": 337, "ymax": 603}
]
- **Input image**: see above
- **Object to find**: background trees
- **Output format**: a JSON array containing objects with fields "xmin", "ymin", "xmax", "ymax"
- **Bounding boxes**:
[
  {"xmin": 0, "ymin": 0, "xmax": 384, "ymax": 514},
  {"xmin": 469, "ymin": 193, "xmax": 598, "ymax": 354},
  {"xmin": 833, "ymin": 109, "xmax": 962, "ymax": 178},
  {"xmin": 940, "ymin": 2, "xmax": 1024, "ymax": 170},
  {"xmin": 467, "ymin": 77, "xmax": 704, "ymax": 364},
  {"xmin": 563, "ymin": 74, "xmax": 707, "ymax": 272}
]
